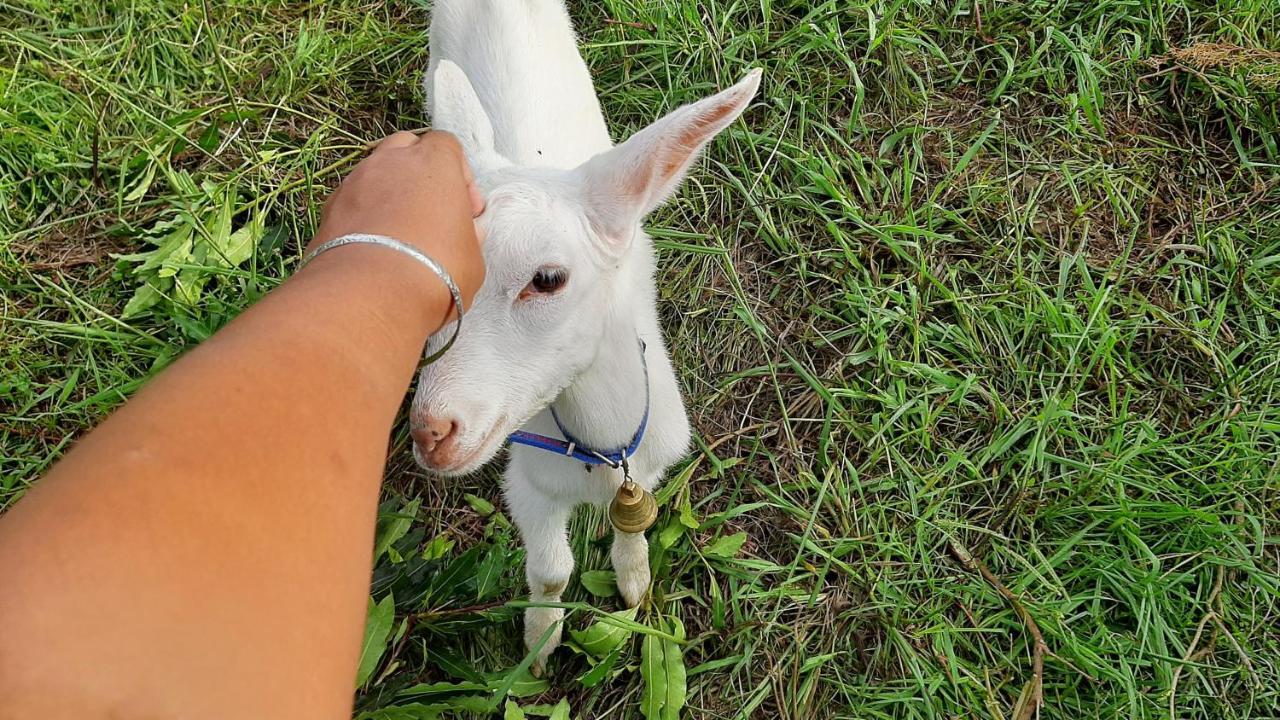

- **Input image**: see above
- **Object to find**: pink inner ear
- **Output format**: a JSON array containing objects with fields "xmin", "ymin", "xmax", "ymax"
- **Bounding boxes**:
[
  {"xmin": 602, "ymin": 74, "xmax": 758, "ymax": 230},
  {"xmin": 615, "ymin": 108, "xmax": 713, "ymax": 212},
  {"xmin": 657, "ymin": 102, "xmax": 739, "ymax": 185}
]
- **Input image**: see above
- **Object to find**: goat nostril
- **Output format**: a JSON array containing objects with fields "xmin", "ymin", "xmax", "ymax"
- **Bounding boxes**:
[
  {"xmin": 425, "ymin": 417, "xmax": 456, "ymax": 442},
  {"xmin": 412, "ymin": 418, "xmax": 458, "ymax": 457},
  {"xmin": 411, "ymin": 427, "xmax": 436, "ymax": 451}
]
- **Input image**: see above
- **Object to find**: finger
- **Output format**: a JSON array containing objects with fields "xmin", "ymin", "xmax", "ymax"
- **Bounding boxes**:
[
  {"xmin": 375, "ymin": 131, "xmax": 420, "ymax": 151},
  {"xmin": 468, "ymin": 180, "xmax": 485, "ymax": 218},
  {"xmin": 462, "ymin": 161, "xmax": 485, "ymax": 217},
  {"xmin": 449, "ymin": 148, "xmax": 483, "ymax": 217},
  {"xmin": 425, "ymin": 130, "xmax": 464, "ymax": 157}
]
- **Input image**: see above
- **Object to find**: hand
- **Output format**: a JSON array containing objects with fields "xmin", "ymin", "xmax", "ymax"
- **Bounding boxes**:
[{"xmin": 312, "ymin": 131, "xmax": 486, "ymax": 306}]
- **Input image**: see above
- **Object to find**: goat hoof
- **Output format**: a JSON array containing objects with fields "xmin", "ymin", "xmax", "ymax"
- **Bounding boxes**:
[
  {"xmin": 524, "ymin": 606, "xmax": 564, "ymax": 677},
  {"xmin": 618, "ymin": 570, "xmax": 650, "ymax": 609},
  {"xmin": 531, "ymin": 660, "xmax": 545, "ymax": 678}
]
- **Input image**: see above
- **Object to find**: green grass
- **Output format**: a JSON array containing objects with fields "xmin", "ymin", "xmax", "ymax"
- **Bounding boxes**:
[{"xmin": 3, "ymin": 0, "xmax": 1280, "ymax": 718}]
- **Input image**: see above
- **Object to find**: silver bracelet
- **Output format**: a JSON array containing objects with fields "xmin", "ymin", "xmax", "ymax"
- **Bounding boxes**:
[{"xmin": 300, "ymin": 233, "xmax": 463, "ymax": 366}]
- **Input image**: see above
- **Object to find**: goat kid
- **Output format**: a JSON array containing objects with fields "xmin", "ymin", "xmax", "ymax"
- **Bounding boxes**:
[{"xmin": 409, "ymin": 0, "xmax": 760, "ymax": 673}]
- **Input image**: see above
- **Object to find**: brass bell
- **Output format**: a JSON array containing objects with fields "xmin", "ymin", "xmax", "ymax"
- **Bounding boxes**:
[{"xmin": 609, "ymin": 478, "xmax": 657, "ymax": 534}]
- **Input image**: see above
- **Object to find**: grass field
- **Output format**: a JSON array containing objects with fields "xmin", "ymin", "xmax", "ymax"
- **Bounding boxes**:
[{"xmin": 4, "ymin": 0, "xmax": 1280, "ymax": 718}]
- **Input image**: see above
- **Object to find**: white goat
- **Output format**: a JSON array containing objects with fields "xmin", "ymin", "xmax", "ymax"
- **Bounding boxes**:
[{"xmin": 409, "ymin": 0, "xmax": 760, "ymax": 672}]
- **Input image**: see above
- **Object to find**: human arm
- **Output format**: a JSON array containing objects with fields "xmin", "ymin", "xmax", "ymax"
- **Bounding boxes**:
[{"xmin": 0, "ymin": 131, "xmax": 482, "ymax": 719}]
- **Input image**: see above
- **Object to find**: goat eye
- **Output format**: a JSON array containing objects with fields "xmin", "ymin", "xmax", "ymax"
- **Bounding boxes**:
[{"xmin": 529, "ymin": 267, "xmax": 568, "ymax": 294}]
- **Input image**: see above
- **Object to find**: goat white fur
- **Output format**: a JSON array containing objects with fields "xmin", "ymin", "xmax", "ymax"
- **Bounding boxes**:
[{"xmin": 410, "ymin": 0, "xmax": 760, "ymax": 672}]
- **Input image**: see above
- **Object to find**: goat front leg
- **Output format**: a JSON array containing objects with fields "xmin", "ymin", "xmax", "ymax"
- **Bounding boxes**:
[
  {"xmin": 505, "ymin": 475, "xmax": 573, "ymax": 676},
  {"xmin": 611, "ymin": 527, "xmax": 651, "ymax": 608}
]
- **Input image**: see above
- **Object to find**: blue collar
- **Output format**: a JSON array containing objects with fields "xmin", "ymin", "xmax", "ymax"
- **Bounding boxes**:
[{"xmin": 507, "ymin": 340, "xmax": 649, "ymax": 469}]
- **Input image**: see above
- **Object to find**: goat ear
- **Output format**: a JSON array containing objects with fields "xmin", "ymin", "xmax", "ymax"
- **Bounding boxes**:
[
  {"xmin": 425, "ymin": 59, "xmax": 498, "ymax": 162},
  {"xmin": 579, "ymin": 69, "xmax": 761, "ymax": 248}
]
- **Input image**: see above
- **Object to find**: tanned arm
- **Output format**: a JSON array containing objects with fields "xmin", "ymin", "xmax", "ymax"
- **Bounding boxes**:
[{"xmin": 0, "ymin": 131, "xmax": 484, "ymax": 720}]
